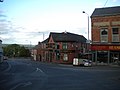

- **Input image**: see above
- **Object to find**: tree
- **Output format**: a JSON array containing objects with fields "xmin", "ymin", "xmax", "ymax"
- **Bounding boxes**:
[
  {"xmin": 3, "ymin": 44, "xmax": 31, "ymax": 57},
  {"xmin": 19, "ymin": 46, "xmax": 30, "ymax": 57}
]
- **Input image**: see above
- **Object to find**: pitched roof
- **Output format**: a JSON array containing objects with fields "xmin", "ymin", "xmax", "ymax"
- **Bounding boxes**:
[
  {"xmin": 49, "ymin": 32, "xmax": 87, "ymax": 43},
  {"xmin": 41, "ymin": 38, "xmax": 49, "ymax": 43},
  {"xmin": 91, "ymin": 6, "xmax": 120, "ymax": 17}
]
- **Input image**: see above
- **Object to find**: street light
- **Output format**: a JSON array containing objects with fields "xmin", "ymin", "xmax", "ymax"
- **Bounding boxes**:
[
  {"xmin": 38, "ymin": 32, "xmax": 45, "ymax": 41},
  {"xmin": 83, "ymin": 11, "xmax": 89, "ymax": 41},
  {"xmin": 83, "ymin": 11, "xmax": 91, "ymax": 60}
]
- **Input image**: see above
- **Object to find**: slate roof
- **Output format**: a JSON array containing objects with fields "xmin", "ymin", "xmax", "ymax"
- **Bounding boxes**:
[
  {"xmin": 91, "ymin": 6, "xmax": 120, "ymax": 17},
  {"xmin": 42, "ymin": 38, "xmax": 49, "ymax": 43},
  {"xmin": 49, "ymin": 32, "xmax": 87, "ymax": 43}
]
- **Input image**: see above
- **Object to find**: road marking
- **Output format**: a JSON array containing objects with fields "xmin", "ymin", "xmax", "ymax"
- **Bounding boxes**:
[
  {"xmin": 3, "ymin": 61, "xmax": 11, "ymax": 72},
  {"xmin": 10, "ymin": 81, "xmax": 32, "ymax": 90},
  {"xmin": 36, "ymin": 67, "xmax": 44, "ymax": 73},
  {"xmin": 22, "ymin": 81, "xmax": 32, "ymax": 87},
  {"xmin": 35, "ymin": 67, "xmax": 47, "ymax": 77}
]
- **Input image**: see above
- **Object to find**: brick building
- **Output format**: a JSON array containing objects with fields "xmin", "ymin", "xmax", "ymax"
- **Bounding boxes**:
[
  {"xmin": 91, "ymin": 6, "xmax": 120, "ymax": 64},
  {"xmin": 32, "ymin": 32, "xmax": 90, "ymax": 64}
]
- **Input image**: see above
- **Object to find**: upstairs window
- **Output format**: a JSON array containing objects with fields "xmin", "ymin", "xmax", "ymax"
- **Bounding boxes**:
[
  {"xmin": 62, "ymin": 43, "xmax": 67, "ymax": 49},
  {"xmin": 100, "ymin": 29, "xmax": 108, "ymax": 42},
  {"xmin": 55, "ymin": 43, "xmax": 60, "ymax": 49},
  {"xmin": 112, "ymin": 28, "xmax": 119, "ymax": 42},
  {"xmin": 112, "ymin": 28, "xmax": 119, "ymax": 34}
]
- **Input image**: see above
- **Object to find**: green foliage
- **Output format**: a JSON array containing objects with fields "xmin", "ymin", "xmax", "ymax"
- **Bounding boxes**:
[{"xmin": 3, "ymin": 44, "xmax": 31, "ymax": 57}]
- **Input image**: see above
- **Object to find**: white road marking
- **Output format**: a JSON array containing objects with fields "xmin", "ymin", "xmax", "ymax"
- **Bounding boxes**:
[
  {"xmin": 10, "ymin": 81, "xmax": 32, "ymax": 90},
  {"xmin": 35, "ymin": 67, "xmax": 47, "ymax": 76},
  {"xmin": 36, "ymin": 67, "xmax": 44, "ymax": 73},
  {"xmin": 3, "ymin": 61, "xmax": 11, "ymax": 72},
  {"xmin": 22, "ymin": 81, "xmax": 32, "ymax": 87}
]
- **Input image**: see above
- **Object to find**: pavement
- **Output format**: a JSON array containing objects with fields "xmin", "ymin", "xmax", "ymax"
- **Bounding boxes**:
[{"xmin": 0, "ymin": 61, "xmax": 9, "ymax": 72}]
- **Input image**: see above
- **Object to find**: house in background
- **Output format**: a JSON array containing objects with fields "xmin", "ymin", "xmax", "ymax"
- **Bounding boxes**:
[
  {"xmin": 32, "ymin": 32, "xmax": 90, "ymax": 64},
  {"xmin": 91, "ymin": 6, "xmax": 120, "ymax": 65}
]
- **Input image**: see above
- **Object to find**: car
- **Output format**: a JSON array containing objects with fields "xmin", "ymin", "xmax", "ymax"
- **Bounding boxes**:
[
  {"xmin": 73, "ymin": 58, "xmax": 92, "ymax": 67},
  {"xmin": 3, "ymin": 56, "xmax": 8, "ymax": 60},
  {"xmin": 83, "ymin": 59, "xmax": 92, "ymax": 67}
]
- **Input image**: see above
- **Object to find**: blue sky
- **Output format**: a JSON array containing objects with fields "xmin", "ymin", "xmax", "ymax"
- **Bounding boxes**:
[{"xmin": 0, "ymin": 0, "xmax": 120, "ymax": 45}]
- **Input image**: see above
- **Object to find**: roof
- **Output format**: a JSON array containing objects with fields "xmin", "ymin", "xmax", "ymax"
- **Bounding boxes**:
[
  {"xmin": 91, "ymin": 6, "xmax": 120, "ymax": 17},
  {"xmin": 49, "ymin": 32, "xmax": 87, "ymax": 43},
  {"xmin": 41, "ymin": 38, "xmax": 49, "ymax": 43}
]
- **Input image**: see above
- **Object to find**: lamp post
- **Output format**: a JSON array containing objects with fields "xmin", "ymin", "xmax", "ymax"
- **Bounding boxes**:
[
  {"xmin": 38, "ymin": 32, "xmax": 45, "ymax": 41},
  {"xmin": 83, "ymin": 11, "xmax": 91, "ymax": 60},
  {"xmin": 83, "ymin": 11, "xmax": 89, "ymax": 41}
]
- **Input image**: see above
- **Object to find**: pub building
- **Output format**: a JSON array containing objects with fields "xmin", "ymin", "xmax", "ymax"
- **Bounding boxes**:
[{"xmin": 91, "ymin": 6, "xmax": 120, "ymax": 64}]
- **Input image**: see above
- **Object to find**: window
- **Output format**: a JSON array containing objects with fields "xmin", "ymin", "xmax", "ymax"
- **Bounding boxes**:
[
  {"xmin": 100, "ymin": 29, "xmax": 108, "ymax": 42},
  {"xmin": 56, "ymin": 50, "xmax": 60, "ymax": 60},
  {"xmin": 63, "ymin": 54, "xmax": 68, "ymax": 61},
  {"xmin": 55, "ymin": 43, "xmax": 59, "ymax": 49},
  {"xmin": 112, "ymin": 28, "xmax": 119, "ymax": 42},
  {"xmin": 62, "ymin": 43, "xmax": 67, "ymax": 49},
  {"xmin": 112, "ymin": 28, "xmax": 119, "ymax": 34}
]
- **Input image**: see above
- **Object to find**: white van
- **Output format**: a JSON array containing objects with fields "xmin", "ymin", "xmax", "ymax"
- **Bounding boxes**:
[{"xmin": 73, "ymin": 58, "xmax": 92, "ymax": 66}]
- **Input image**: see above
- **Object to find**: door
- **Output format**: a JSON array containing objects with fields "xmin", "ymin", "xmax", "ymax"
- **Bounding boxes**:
[{"xmin": 111, "ymin": 52, "xmax": 119, "ymax": 63}]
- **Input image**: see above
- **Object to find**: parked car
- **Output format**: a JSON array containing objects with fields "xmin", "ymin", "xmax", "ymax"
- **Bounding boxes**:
[
  {"xmin": 73, "ymin": 58, "xmax": 92, "ymax": 67},
  {"xmin": 3, "ymin": 56, "xmax": 8, "ymax": 60},
  {"xmin": 83, "ymin": 59, "xmax": 92, "ymax": 67}
]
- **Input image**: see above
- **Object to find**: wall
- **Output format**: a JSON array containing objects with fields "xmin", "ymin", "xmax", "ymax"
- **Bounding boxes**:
[{"xmin": 91, "ymin": 15, "xmax": 120, "ymax": 42}]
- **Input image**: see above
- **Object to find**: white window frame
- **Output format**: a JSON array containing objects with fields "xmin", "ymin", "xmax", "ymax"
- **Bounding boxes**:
[
  {"xmin": 112, "ymin": 28, "xmax": 119, "ymax": 42},
  {"xmin": 62, "ymin": 43, "xmax": 68, "ymax": 49},
  {"xmin": 63, "ymin": 54, "xmax": 68, "ymax": 61},
  {"xmin": 100, "ymin": 29, "xmax": 108, "ymax": 42}
]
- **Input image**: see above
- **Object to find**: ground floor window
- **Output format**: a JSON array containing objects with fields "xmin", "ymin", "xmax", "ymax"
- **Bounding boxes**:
[
  {"xmin": 92, "ymin": 51, "xmax": 120, "ymax": 64},
  {"xmin": 63, "ymin": 54, "xmax": 68, "ymax": 61},
  {"xmin": 97, "ymin": 51, "xmax": 108, "ymax": 63},
  {"xmin": 110, "ymin": 51, "xmax": 120, "ymax": 64},
  {"xmin": 56, "ymin": 52, "xmax": 60, "ymax": 60}
]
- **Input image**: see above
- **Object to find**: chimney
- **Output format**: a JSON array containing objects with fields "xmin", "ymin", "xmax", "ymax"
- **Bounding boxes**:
[{"xmin": 38, "ymin": 41, "xmax": 41, "ymax": 45}]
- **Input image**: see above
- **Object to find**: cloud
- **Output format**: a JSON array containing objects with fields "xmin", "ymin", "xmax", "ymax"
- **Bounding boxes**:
[
  {"xmin": 0, "ymin": 12, "xmax": 22, "ymax": 44},
  {"xmin": 95, "ymin": 2, "xmax": 103, "ymax": 8},
  {"xmin": 112, "ymin": 0, "xmax": 117, "ymax": 2},
  {"xmin": 0, "ymin": 19, "xmax": 6, "ymax": 22},
  {"xmin": 0, "ymin": 14, "xmax": 6, "ymax": 17}
]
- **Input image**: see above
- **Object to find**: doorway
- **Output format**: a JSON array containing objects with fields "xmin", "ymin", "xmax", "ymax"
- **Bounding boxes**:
[{"xmin": 110, "ymin": 52, "xmax": 119, "ymax": 64}]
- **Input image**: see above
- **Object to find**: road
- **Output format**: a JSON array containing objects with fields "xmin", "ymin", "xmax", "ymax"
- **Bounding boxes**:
[{"xmin": 0, "ymin": 58, "xmax": 120, "ymax": 90}]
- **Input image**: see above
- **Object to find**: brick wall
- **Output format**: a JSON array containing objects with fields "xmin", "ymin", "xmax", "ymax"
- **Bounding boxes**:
[{"xmin": 91, "ymin": 15, "xmax": 120, "ymax": 43}]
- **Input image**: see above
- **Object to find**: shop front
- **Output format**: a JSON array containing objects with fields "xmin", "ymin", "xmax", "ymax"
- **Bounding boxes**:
[{"xmin": 91, "ymin": 44, "xmax": 120, "ymax": 65}]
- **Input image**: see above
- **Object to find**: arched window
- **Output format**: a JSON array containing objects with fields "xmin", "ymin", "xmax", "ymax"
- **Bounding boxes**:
[
  {"xmin": 101, "ymin": 30, "xmax": 107, "ymax": 35},
  {"xmin": 101, "ymin": 29, "xmax": 108, "ymax": 42}
]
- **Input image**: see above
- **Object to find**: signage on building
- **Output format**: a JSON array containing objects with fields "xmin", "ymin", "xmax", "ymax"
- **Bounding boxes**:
[{"xmin": 91, "ymin": 45, "xmax": 120, "ymax": 51}]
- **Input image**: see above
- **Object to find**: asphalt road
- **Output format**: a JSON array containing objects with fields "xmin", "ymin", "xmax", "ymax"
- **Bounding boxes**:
[{"xmin": 0, "ymin": 58, "xmax": 120, "ymax": 90}]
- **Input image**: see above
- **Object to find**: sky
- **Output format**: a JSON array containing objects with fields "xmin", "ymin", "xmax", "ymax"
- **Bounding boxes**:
[{"xmin": 0, "ymin": 0, "xmax": 120, "ymax": 45}]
